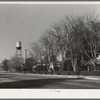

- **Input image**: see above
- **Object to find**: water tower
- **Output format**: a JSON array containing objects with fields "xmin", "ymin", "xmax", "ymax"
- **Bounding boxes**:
[{"xmin": 16, "ymin": 41, "xmax": 22, "ymax": 58}]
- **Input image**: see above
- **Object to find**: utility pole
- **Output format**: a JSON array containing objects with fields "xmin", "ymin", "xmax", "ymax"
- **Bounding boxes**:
[{"xmin": 25, "ymin": 49, "xmax": 28, "ymax": 72}]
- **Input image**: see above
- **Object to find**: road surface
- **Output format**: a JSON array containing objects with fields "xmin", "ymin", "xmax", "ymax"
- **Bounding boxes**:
[{"xmin": 0, "ymin": 72, "xmax": 100, "ymax": 89}]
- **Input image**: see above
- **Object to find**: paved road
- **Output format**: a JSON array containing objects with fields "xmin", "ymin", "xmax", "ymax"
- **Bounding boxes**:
[{"xmin": 0, "ymin": 72, "xmax": 100, "ymax": 89}]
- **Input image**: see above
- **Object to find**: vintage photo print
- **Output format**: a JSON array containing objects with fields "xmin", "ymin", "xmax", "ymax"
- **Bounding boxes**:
[{"xmin": 0, "ymin": 1, "xmax": 100, "ymax": 99}]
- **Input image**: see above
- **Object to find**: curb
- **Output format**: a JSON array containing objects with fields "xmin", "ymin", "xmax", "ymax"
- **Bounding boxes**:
[{"xmin": 1, "ymin": 72, "xmax": 100, "ymax": 80}]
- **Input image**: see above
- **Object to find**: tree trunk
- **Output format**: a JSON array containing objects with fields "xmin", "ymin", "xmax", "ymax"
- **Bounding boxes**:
[
  {"xmin": 92, "ymin": 60, "xmax": 96, "ymax": 71},
  {"xmin": 87, "ymin": 66, "xmax": 90, "ymax": 71},
  {"xmin": 60, "ymin": 51, "xmax": 65, "ymax": 71},
  {"xmin": 72, "ymin": 58, "xmax": 77, "ymax": 72}
]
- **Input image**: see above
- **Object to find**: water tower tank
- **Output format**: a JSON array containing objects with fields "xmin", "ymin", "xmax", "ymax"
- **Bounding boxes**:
[{"xmin": 16, "ymin": 41, "xmax": 22, "ymax": 50}]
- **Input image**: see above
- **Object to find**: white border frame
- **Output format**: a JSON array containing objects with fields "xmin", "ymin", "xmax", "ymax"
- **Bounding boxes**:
[
  {"xmin": 0, "ymin": 1, "xmax": 100, "ymax": 99},
  {"xmin": 0, "ymin": 2, "xmax": 100, "ymax": 4},
  {"xmin": 1, "ymin": 89, "xmax": 100, "ymax": 99}
]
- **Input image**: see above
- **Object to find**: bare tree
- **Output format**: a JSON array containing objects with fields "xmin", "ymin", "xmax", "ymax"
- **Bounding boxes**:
[
  {"xmin": 63, "ymin": 13, "xmax": 100, "ymax": 71},
  {"xmin": 2, "ymin": 59, "xmax": 11, "ymax": 71},
  {"xmin": 30, "ymin": 12, "xmax": 100, "ymax": 72},
  {"xmin": 30, "ymin": 41, "xmax": 44, "ymax": 63},
  {"xmin": 10, "ymin": 56, "xmax": 24, "ymax": 72}
]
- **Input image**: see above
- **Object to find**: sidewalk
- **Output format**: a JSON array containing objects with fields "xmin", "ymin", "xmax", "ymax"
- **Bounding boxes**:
[
  {"xmin": 36, "ymin": 74, "xmax": 100, "ymax": 80},
  {"xmin": 23, "ymin": 73, "xmax": 100, "ymax": 80},
  {"xmin": 1, "ymin": 71, "xmax": 100, "ymax": 80},
  {"xmin": 80, "ymin": 75, "xmax": 100, "ymax": 80}
]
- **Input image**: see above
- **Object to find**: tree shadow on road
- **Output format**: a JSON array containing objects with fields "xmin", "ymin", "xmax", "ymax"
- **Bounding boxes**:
[{"xmin": 0, "ymin": 77, "xmax": 84, "ymax": 88}]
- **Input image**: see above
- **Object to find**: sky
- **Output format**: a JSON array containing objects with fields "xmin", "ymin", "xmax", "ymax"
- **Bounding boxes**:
[{"xmin": 0, "ymin": 4, "xmax": 100, "ymax": 62}]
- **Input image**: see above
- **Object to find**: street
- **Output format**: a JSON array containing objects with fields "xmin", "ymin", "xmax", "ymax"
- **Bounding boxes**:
[{"xmin": 0, "ymin": 72, "xmax": 100, "ymax": 89}]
